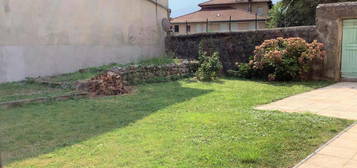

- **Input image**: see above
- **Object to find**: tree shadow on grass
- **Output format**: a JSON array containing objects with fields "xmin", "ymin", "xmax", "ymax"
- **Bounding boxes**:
[{"xmin": 0, "ymin": 81, "xmax": 212, "ymax": 166}]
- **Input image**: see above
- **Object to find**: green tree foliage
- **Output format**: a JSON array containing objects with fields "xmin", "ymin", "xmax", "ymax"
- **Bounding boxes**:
[
  {"xmin": 269, "ymin": 0, "xmax": 357, "ymax": 27},
  {"xmin": 267, "ymin": 2, "xmax": 285, "ymax": 28}
]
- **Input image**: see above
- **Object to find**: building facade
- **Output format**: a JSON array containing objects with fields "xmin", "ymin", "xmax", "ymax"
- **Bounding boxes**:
[
  {"xmin": 0, "ymin": 0, "xmax": 169, "ymax": 83},
  {"xmin": 171, "ymin": 0, "xmax": 272, "ymax": 35}
]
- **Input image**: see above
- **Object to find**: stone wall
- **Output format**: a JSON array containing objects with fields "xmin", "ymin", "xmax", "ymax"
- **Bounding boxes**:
[
  {"xmin": 166, "ymin": 26, "xmax": 318, "ymax": 71},
  {"xmin": 316, "ymin": 2, "xmax": 357, "ymax": 81},
  {"xmin": 110, "ymin": 61, "xmax": 199, "ymax": 85},
  {"xmin": 0, "ymin": 0, "xmax": 169, "ymax": 83}
]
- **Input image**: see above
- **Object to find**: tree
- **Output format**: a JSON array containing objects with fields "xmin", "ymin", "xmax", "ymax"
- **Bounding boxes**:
[
  {"xmin": 269, "ymin": 0, "xmax": 357, "ymax": 27},
  {"xmin": 267, "ymin": 2, "xmax": 285, "ymax": 28}
]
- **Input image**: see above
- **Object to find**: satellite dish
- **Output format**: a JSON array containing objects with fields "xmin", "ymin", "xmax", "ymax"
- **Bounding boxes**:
[{"xmin": 162, "ymin": 18, "xmax": 171, "ymax": 32}]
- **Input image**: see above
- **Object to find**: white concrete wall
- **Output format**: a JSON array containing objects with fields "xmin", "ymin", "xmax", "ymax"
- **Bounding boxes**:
[{"xmin": 0, "ymin": 0, "xmax": 169, "ymax": 83}]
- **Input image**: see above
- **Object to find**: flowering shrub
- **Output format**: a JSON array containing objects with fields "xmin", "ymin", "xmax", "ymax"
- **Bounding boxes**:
[{"xmin": 231, "ymin": 37, "xmax": 325, "ymax": 81}]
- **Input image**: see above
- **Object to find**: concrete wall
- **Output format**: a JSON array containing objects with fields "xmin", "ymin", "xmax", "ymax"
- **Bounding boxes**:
[
  {"xmin": 316, "ymin": 2, "xmax": 357, "ymax": 81},
  {"xmin": 0, "ymin": 0, "xmax": 169, "ymax": 83}
]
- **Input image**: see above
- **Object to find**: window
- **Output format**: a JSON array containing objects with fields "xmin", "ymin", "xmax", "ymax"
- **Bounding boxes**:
[
  {"xmin": 174, "ymin": 25, "xmax": 179, "ymax": 33},
  {"xmin": 186, "ymin": 25, "xmax": 191, "ymax": 33},
  {"xmin": 231, "ymin": 23, "xmax": 239, "ymax": 31},
  {"xmin": 196, "ymin": 24, "xmax": 202, "ymax": 33},
  {"xmin": 219, "ymin": 23, "xmax": 228, "ymax": 32},
  {"xmin": 249, "ymin": 22, "xmax": 256, "ymax": 30},
  {"xmin": 257, "ymin": 8, "xmax": 265, "ymax": 16}
]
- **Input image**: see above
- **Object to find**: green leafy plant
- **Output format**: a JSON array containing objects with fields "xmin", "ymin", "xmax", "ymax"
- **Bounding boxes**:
[
  {"xmin": 231, "ymin": 37, "xmax": 325, "ymax": 81},
  {"xmin": 267, "ymin": 2, "xmax": 285, "ymax": 28},
  {"xmin": 196, "ymin": 40, "xmax": 223, "ymax": 81},
  {"xmin": 228, "ymin": 63, "xmax": 252, "ymax": 78},
  {"xmin": 272, "ymin": 0, "xmax": 357, "ymax": 27}
]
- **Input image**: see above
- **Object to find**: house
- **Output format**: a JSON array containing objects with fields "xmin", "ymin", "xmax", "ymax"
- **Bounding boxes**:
[
  {"xmin": 0, "ymin": 0, "xmax": 169, "ymax": 83},
  {"xmin": 170, "ymin": 0, "xmax": 272, "ymax": 35}
]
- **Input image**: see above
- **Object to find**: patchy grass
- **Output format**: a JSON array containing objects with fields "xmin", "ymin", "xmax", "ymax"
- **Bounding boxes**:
[
  {"xmin": 0, "ymin": 82, "xmax": 73, "ymax": 103},
  {"xmin": 44, "ymin": 57, "xmax": 179, "ymax": 83},
  {"xmin": 0, "ymin": 79, "xmax": 352, "ymax": 168},
  {"xmin": 135, "ymin": 56, "xmax": 180, "ymax": 66},
  {"xmin": 0, "ymin": 57, "xmax": 178, "ymax": 103},
  {"xmin": 43, "ymin": 63, "xmax": 121, "ymax": 83}
]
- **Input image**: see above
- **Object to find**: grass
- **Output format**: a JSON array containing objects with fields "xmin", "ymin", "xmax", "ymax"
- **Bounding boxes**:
[
  {"xmin": 0, "ymin": 82, "xmax": 74, "ymax": 103},
  {"xmin": 0, "ymin": 78, "xmax": 353, "ymax": 168},
  {"xmin": 0, "ymin": 57, "xmax": 178, "ymax": 103},
  {"xmin": 43, "ymin": 57, "xmax": 179, "ymax": 83},
  {"xmin": 134, "ymin": 56, "xmax": 180, "ymax": 66}
]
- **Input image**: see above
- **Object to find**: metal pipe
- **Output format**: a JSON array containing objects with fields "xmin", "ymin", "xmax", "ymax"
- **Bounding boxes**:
[
  {"xmin": 206, "ymin": 19, "xmax": 209, "ymax": 32},
  {"xmin": 255, "ymin": 13, "xmax": 258, "ymax": 30},
  {"xmin": 186, "ymin": 20, "xmax": 188, "ymax": 35},
  {"xmin": 229, "ymin": 16, "xmax": 232, "ymax": 32}
]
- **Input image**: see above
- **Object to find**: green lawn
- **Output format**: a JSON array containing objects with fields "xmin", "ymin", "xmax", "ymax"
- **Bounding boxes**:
[
  {"xmin": 0, "ymin": 79, "xmax": 352, "ymax": 168},
  {"xmin": 0, "ymin": 82, "xmax": 74, "ymax": 103}
]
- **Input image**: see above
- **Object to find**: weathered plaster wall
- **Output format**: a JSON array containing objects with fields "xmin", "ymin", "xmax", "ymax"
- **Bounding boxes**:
[
  {"xmin": 0, "ymin": 0, "xmax": 168, "ymax": 83},
  {"xmin": 316, "ymin": 2, "xmax": 357, "ymax": 81}
]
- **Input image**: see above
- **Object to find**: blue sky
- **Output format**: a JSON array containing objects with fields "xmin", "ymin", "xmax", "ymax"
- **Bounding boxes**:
[{"xmin": 169, "ymin": 0, "xmax": 281, "ymax": 17}]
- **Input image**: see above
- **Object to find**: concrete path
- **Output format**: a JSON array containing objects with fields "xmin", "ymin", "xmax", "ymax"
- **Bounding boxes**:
[
  {"xmin": 256, "ymin": 82, "xmax": 357, "ymax": 120},
  {"xmin": 295, "ymin": 123, "xmax": 357, "ymax": 168},
  {"xmin": 256, "ymin": 82, "xmax": 357, "ymax": 168}
]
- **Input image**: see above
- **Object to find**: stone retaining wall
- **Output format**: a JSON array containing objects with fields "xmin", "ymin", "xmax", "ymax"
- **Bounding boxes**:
[
  {"xmin": 110, "ymin": 61, "xmax": 199, "ymax": 85},
  {"xmin": 166, "ymin": 26, "xmax": 318, "ymax": 71}
]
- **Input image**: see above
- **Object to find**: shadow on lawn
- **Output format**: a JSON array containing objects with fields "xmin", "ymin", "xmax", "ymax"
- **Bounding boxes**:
[{"xmin": 0, "ymin": 81, "xmax": 212, "ymax": 166}]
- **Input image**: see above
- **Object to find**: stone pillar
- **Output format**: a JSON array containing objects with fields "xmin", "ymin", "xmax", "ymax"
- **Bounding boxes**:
[{"xmin": 316, "ymin": 2, "xmax": 357, "ymax": 81}]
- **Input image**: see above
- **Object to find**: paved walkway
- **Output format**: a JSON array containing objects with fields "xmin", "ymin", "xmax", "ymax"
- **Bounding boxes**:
[
  {"xmin": 256, "ymin": 82, "xmax": 357, "ymax": 168},
  {"xmin": 256, "ymin": 82, "xmax": 357, "ymax": 120},
  {"xmin": 295, "ymin": 124, "xmax": 357, "ymax": 168}
]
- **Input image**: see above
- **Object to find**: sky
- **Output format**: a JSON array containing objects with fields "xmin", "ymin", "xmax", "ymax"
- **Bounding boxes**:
[{"xmin": 169, "ymin": 0, "xmax": 281, "ymax": 17}]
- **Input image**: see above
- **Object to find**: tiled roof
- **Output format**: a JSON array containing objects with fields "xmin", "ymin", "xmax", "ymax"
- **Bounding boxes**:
[
  {"xmin": 171, "ymin": 9, "xmax": 266, "ymax": 23},
  {"xmin": 199, "ymin": 0, "xmax": 271, "ymax": 6}
]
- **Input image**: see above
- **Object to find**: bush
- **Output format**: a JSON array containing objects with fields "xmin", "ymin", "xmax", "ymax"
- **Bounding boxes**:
[
  {"xmin": 196, "ymin": 40, "xmax": 223, "ymax": 81},
  {"xmin": 227, "ymin": 63, "xmax": 252, "ymax": 78},
  {"xmin": 231, "ymin": 37, "xmax": 325, "ymax": 81}
]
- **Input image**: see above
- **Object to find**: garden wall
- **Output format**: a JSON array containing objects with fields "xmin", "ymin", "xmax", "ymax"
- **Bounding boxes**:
[
  {"xmin": 316, "ymin": 2, "xmax": 357, "ymax": 81},
  {"xmin": 0, "ymin": 0, "xmax": 169, "ymax": 83},
  {"xmin": 166, "ymin": 26, "xmax": 318, "ymax": 71},
  {"xmin": 110, "ymin": 61, "xmax": 199, "ymax": 85}
]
